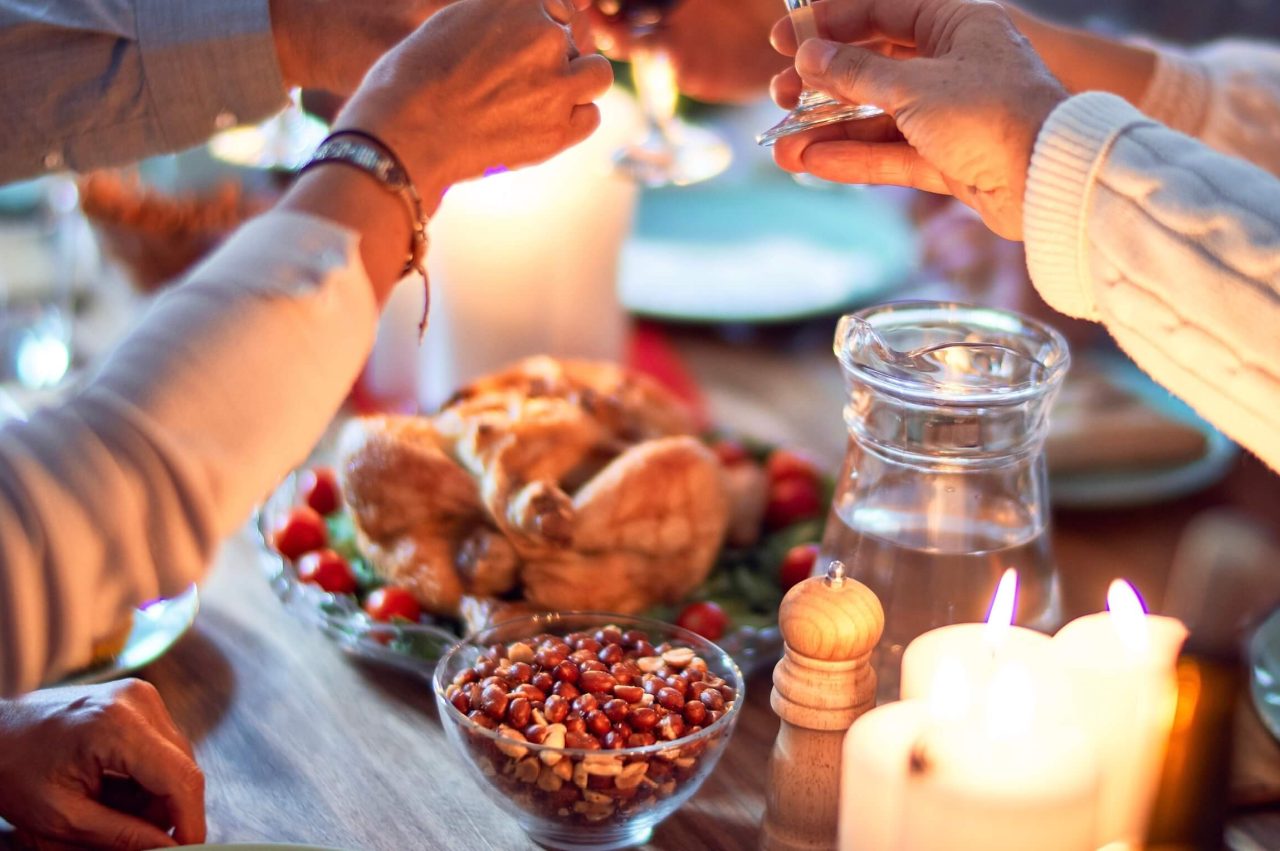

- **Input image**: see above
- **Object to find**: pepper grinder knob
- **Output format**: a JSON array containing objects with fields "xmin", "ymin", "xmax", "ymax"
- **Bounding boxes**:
[{"xmin": 761, "ymin": 563, "xmax": 884, "ymax": 851}]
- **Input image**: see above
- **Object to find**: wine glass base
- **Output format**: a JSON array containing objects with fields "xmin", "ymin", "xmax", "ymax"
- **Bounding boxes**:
[
  {"xmin": 757, "ymin": 100, "xmax": 884, "ymax": 147},
  {"xmin": 615, "ymin": 121, "xmax": 732, "ymax": 188}
]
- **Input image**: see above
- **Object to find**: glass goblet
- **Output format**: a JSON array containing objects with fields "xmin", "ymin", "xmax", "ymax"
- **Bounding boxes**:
[{"xmin": 757, "ymin": 0, "xmax": 883, "ymax": 147}]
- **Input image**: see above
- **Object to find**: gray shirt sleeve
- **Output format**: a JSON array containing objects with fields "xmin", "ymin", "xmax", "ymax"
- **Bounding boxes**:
[{"xmin": 0, "ymin": 0, "xmax": 290, "ymax": 184}]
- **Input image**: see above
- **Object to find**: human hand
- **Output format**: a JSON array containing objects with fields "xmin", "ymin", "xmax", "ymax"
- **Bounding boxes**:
[
  {"xmin": 769, "ymin": 0, "xmax": 1067, "ymax": 240},
  {"xmin": 269, "ymin": 0, "xmax": 447, "ymax": 94},
  {"xmin": 335, "ymin": 0, "xmax": 613, "ymax": 200},
  {"xmin": 0, "ymin": 680, "xmax": 204, "ymax": 850},
  {"xmin": 590, "ymin": 0, "xmax": 787, "ymax": 103}
]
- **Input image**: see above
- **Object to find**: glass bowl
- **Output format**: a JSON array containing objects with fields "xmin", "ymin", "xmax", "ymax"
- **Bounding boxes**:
[
  {"xmin": 256, "ymin": 471, "xmax": 458, "ymax": 674},
  {"xmin": 433, "ymin": 612, "xmax": 745, "ymax": 851}
]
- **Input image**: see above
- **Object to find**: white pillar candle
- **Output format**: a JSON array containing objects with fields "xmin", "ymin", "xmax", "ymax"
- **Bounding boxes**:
[
  {"xmin": 416, "ymin": 87, "xmax": 643, "ymax": 410},
  {"xmin": 840, "ymin": 664, "xmax": 1098, "ymax": 851},
  {"xmin": 1052, "ymin": 580, "xmax": 1188, "ymax": 847}
]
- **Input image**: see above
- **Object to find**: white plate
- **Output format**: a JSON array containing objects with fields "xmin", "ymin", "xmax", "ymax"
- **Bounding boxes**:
[
  {"xmin": 619, "ymin": 179, "xmax": 916, "ymax": 323},
  {"xmin": 1049, "ymin": 360, "xmax": 1239, "ymax": 509},
  {"xmin": 53, "ymin": 585, "xmax": 200, "ymax": 687}
]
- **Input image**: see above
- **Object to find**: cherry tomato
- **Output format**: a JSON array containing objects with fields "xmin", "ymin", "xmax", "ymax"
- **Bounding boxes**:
[
  {"xmin": 765, "ymin": 448, "xmax": 822, "ymax": 485},
  {"xmin": 364, "ymin": 587, "xmax": 422, "ymax": 623},
  {"xmin": 764, "ymin": 475, "xmax": 824, "ymax": 530},
  {"xmin": 779, "ymin": 543, "xmax": 821, "ymax": 592},
  {"xmin": 710, "ymin": 438, "xmax": 751, "ymax": 467},
  {"xmin": 297, "ymin": 549, "xmax": 357, "ymax": 594},
  {"xmin": 272, "ymin": 506, "xmax": 327, "ymax": 560},
  {"xmin": 676, "ymin": 601, "xmax": 729, "ymax": 642},
  {"xmin": 300, "ymin": 467, "xmax": 341, "ymax": 516}
]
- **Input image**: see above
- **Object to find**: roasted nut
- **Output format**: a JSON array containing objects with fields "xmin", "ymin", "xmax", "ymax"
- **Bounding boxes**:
[
  {"xmin": 544, "ymin": 694, "xmax": 570, "ymax": 724},
  {"xmin": 637, "ymin": 656, "xmax": 664, "ymax": 674},
  {"xmin": 507, "ymin": 696, "xmax": 532, "ymax": 729},
  {"xmin": 629, "ymin": 707, "xmax": 659, "ymax": 731},
  {"xmin": 699, "ymin": 688, "xmax": 725, "ymax": 712},
  {"xmin": 480, "ymin": 684, "xmax": 509, "ymax": 720},
  {"xmin": 602, "ymin": 698, "xmax": 629, "ymax": 723},
  {"xmin": 616, "ymin": 761, "xmax": 649, "ymax": 790},
  {"xmin": 537, "ymin": 765, "xmax": 565, "ymax": 792},
  {"xmin": 586, "ymin": 710, "xmax": 612, "ymax": 737},
  {"xmin": 565, "ymin": 730, "xmax": 601, "ymax": 750},
  {"xmin": 584, "ymin": 755, "xmax": 623, "ymax": 777},
  {"xmin": 572, "ymin": 693, "xmax": 599, "ymax": 715},
  {"xmin": 508, "ymin": 642, "xmax": 536, "ymax": 664},
  {"xmin": 516, "ymin": 756, "xmax": 542, "ymax": 783},
  {"xmin": 656, "ymin": 687, "xmax": 685, "ymax": 712},
  {"xmin": 532, "ymin": 671, "xmax": 555, "ymax": 694},
  {"xmin": 658, "ymin": 714, "xmax": 686, "ymax": 741},
  {"xmin": 575, "ymin": 637, "xmax": 602, "ymax": 653},
  {"xmin": 524, "ymin": 724, "xmax": 550, "ymax": 745},
  {"xmin": 580, "ymin": 670, "xmax": 618, "ymax": 695},
  {"xmin": 536, "ymin": 645, "xmax": 567, "ymax": 668},
  {"xmin": 553, "ymin": 660, "xmax": 580, "ymax": 684},
  {"xmin": 540, "ymin": 723, "xmax": 567, "ymax": 763},
  {"xmin": 626, "ymin": 732, "xmax": 656, "ymax": 748},
  {"xmin": 683, "ymin": 698, "xmax": 707, "ymax": 726},
  {"xmin": 552, "ymin": 680, "xmax": 581, "ymax": 700},
  {"xmin": 495, "ymin": 725, "xmax": 529, "ymax": 759},
  {"xmin": 598, "ymin": 643, "xmax": 624, "ymax": 666},
  {"xmin": 450, "ymin": 689, "xmax": 470, "ymax": 714},
  {"xmin": 613, "ymin": 684, "xmax": 644, "ymax": 704},
  {"xmin": 564, "ymin": 716, "xmax": 588, "ymax": 735},
  {"xmin": 662, "ymin": 647, "xmax": 696, "ymax": 668},
  {"xmin": 510, "ymin": 662, "xmax": 534, "ymax": 684},
  {"xmin": 468, "ymin": 710, "xmax": 497, "ymax": 730}
]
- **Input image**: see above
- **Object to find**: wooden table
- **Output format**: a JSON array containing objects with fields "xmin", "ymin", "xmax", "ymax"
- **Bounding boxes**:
[{"xmin": 6, "ymin": 322, "xmax": 1279, "ymax": 850}]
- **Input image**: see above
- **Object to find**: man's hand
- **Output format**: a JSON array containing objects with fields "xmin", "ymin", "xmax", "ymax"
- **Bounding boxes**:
[
  {"xmin": 270, "ymin": 0, "xmax": 448, "ymax": 94},
  {"xmin": 591, "ymin": 0, "xmax": 787, "ymax": 103},
  {"xmin": 769, "ymin": 0, "xmax": 1067, "ymax": 240},
  {"xmin": 0, "ymin": 680, "xmax": 204, "ymax": 851}
]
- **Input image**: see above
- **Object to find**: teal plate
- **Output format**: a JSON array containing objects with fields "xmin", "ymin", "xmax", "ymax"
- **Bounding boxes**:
[{"xmin": 619, "ymin": 180, "xmax": 916, "ymax": 323}]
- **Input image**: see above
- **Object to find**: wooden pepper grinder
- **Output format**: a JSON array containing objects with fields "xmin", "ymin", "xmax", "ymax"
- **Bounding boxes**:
[{"xmin": 761, "ymin": 561, "xmax": 884, "ymax": 851}]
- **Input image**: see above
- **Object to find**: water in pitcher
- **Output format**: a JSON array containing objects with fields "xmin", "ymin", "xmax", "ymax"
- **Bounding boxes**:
[{"xmin": 819, "ymin": 502, "xmax": 1060, "ymax": 703}]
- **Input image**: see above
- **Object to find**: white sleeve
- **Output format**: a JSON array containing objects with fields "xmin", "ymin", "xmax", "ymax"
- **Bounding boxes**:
[
  {"xmin": 1140, "ymin": 39, "xmax": 1280, "ymax": 177},
  {"xmin": 0, "ymin": 210, "xmax": 378, "ymax": 694},
  {"xmin": 1024, "ymin": 92, "xmax": 1280, "ymax": 474}
]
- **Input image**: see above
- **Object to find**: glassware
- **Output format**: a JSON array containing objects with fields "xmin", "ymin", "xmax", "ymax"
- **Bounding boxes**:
[
  {"xmin": 0, "ymin": 177, "xmax": 90, "ymax": 391},
  {"xmin": 821, "ymin": 301, "xmax": 1071, "ymax": 702},
  {"xmin": 208, "ymin": 89, "xmax": 329, "ymax": 172},
  {"xmin": 757, "ymin": 0, "xmax": 884, "ymax": 147},
  {"xmin": 598, "ymin": 0, "xmax": 732, "ymax": 186},
  {"xmin": 434, "ymin": 612, "xmax": 743, "ymax": 851}
]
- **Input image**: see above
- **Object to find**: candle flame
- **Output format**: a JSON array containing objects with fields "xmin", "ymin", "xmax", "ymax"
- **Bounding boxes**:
[
  {"xmin": 983, "ymin": 568, "xmax": 1018, "ymax": 649},
  {"xmin": 927, "ymin": 656, "xmax": 971, "ymax": 724},
  {"xmin": 1106, "ymin": 579, "xmax": 1151, "ymax": 656},
  {"xmin": 985, "ymin": 661, "xmax": 1036, "ymax": 741}
]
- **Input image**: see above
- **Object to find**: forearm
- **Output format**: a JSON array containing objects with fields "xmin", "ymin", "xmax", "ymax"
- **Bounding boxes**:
[
  {"xmin": 0, "ymin": 0, "xmax": 288, "ymax": 184},
  {"xmin": 1024, "ymin": 93, "xmax": 1280, "ymax": 472}
]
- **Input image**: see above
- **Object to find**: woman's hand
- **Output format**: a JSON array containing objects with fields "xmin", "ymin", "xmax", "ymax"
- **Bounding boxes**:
[
  {"xmin": 768, "ymin": 0, "xmax": 1067, "ymax": 240},
  {"xmin": 337, "ymin": 0, "xmax": 614, "ymax": 200},
  {"xmin": 0, "ymin": 680, "xmax": 204, "ymax": 851}
]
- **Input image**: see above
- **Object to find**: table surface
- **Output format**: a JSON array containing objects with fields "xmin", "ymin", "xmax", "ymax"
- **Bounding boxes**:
[{"xmin": 8, "ymin": 323, "xmax": 1280, "ymax": 851}]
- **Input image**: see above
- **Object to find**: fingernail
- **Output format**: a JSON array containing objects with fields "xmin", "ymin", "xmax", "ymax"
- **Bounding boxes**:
[{"xmin": 797, "ymin": 39, "xmax": 838, "ymax": 76}]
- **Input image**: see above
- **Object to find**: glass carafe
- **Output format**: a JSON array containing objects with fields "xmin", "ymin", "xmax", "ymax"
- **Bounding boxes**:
[{"xmin": 820, "ymin": 302, "xmax": 1071, "ymax": 702}]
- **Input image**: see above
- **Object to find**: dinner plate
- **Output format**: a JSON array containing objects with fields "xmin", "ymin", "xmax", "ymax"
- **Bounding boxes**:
[
  {"xmin": 1049, "ymin": 360, "xmax": 1239, "ymax": 510},
  {"xmin": 53, "ymin": 586, "xmax": 200, "ymax": 687},
  {"xmin": 619, "ymin": 179, "xmax": 916, "ymax": 323}
]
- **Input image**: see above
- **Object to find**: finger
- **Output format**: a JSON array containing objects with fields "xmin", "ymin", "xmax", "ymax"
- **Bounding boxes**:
[
  {"xmin": 116, "ymin": 681, "xmax": 195, "ymax": 761},
  {"xmin": 64, "ymin": 798, "xmax": 178, "ymax": 851},
  {"xmin": 796, "ymin": 39, "xmax": 905, "ymax": 115},
  {"xmin": 567, "ymin": 53, "xmax": 614, "ymax": 103},
  {"xmin": 104, "ymin": 728, "xmax": 206, "ymax": 845},
  {"xmin": 543, "ymin": 0, "xmax": 575, "ymax": 25},
  {"xmin": 802, "ymin": 141, "xmax": 950, "ymax": 195},
  {"xmin": 770, "ymin": 68, "xmax": 803, "ymax": 109},
  {"xmin": 774, "ymin": 0, "xmax": 961, "ymax": 54},
  {"xmin": 772, "ymin": 114, "xmax": 903, "ymax": 172},
  {"xmin": 567, "ymin": 103, "xmax": 602, "ymax": 144}
]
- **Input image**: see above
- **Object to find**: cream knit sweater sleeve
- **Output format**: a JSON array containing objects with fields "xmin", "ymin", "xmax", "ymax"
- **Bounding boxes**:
[
  {"xmin": 1024, "ymin": 92, "xmax": 1280, "ymax": 473},
  {"xmin": 0, "ymin": 210, "xmax": 377, "ymax": 695},
  {"xmin": 1139, "ymin": 40, "xmax": 1280, "ymax": 177}
]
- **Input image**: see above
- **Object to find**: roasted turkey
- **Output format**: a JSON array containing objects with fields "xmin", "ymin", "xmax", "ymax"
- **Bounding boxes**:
[{"xmin": 338, "ymin": 357, "xmax": 732, "ymax": 628}]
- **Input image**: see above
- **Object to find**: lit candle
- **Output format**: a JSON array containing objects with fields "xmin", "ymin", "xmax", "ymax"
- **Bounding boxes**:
[
  {"xmin": 411, "ymin": 87, "xmax": 643, "ymax": 410},
  {"xmin": 1052, "ymin": 579, "xmax": 1188, "ymax": 847},
  {"xmin": 840, "ymin": 661, "xmax": 1098, "ymax": 850},
  {"xmin": 898, "ymin": 569, "xmax": 1058, "ymax": 705}
]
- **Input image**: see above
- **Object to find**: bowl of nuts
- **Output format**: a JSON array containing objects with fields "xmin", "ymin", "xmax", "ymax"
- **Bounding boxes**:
[{"xmin": 433, "ymin": 612, "xmax": 744, "ymax": 851}]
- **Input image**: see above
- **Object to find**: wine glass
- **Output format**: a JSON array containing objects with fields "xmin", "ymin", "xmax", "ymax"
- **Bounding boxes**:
[
  {"xmin": 757, "ymin": 0, "xmax": 883, "ymax": 147},
  {"xmin": 597, "ymin": 0, "xmax": 732, "ymax": 187},
  {"xmin": 208, "ymin": 89, "xmax": 329, "ymax": 172}
]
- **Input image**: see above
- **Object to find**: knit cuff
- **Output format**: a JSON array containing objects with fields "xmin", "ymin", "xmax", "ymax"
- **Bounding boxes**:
[
  {"xmin": 1023, "ymin": 93, "xmax": 1153, "ymax": 320},
  {"xmin": 1138, "ymin": 48, "xmax": 1212, "ymax": 136}
]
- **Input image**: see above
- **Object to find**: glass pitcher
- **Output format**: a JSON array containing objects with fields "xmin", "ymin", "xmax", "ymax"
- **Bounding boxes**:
[{"xmin": 820, "ymin": 302, "xmax": 1071, "ymax": 702}]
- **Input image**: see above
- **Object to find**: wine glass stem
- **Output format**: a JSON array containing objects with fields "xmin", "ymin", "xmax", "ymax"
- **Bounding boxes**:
[
  {"xmin": 786, "ymin": 0, "xmax": 833, "ymax": 107},
  {"xmin": 631, "ymin": 40, "xmax": 679, "ymax": 141}
]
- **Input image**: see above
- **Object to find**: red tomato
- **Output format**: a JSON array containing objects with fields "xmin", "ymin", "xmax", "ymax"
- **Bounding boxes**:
[
  {"xmin": 676, "ymin": 601, "xmax": 729, "ymax": 642},
  {"xmin": 272, "ymin": 506, "xmax": 327, "ymax": 560},
  {"xmin": 779, "ymin": 543, "xmax": 821, "ymax": 592},
  {"xmin": 364, "ymin": 587, "xmax": 422, "ymax": 623},
  {"xmin": 764, "ymin": 475, "xmax": 824, "ymax": 530},
  {"xmin": 300, "ymin": 467, "xmax": 341, "ymax": 516},
  {"xmin": 710, "ymin": 438, "xmax": 751, "ymax": 467},
  {"xmin": 298, "ymin": 549, "xmax": 357, "ymax": 594},
  {"xmin": 765, "ymin": 449, "xmax": 822, "ymax": 485}
]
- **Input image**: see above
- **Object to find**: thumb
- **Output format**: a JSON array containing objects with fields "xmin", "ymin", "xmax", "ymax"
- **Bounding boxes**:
[{"xmin": 796, "ymin": 39, "xmax": 902, "ymax": 113}]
